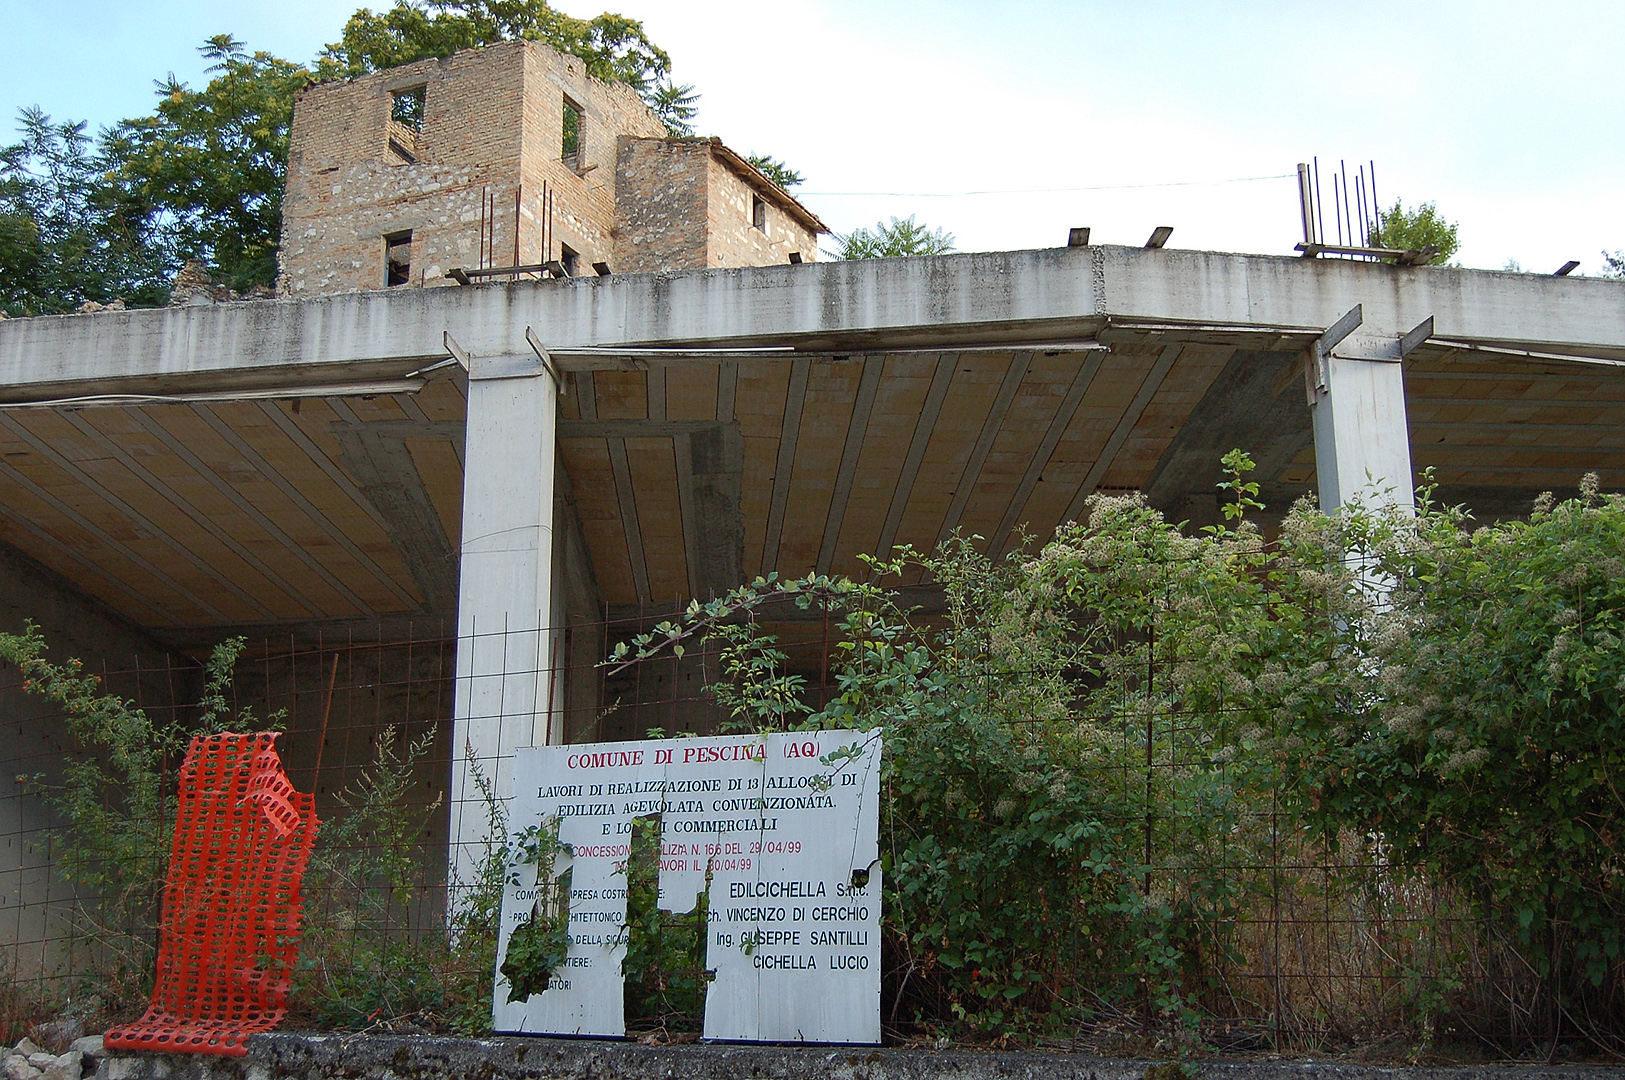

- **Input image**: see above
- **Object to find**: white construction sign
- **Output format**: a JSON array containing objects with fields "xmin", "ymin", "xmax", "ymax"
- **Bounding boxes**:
[{"xmin": 493, "ymin": 730, "xmax": 881, "ymax": 1043}]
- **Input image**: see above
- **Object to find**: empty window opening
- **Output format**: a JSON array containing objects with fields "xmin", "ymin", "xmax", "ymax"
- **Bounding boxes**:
[
  {"xmin": 384, "ymin": 230, "xmax": 412, "ymax": 287},
  {"xmin": 390, "ymin": 85, "xmax": 425, "ymax": 130},
  {"xmin": 751, "ymin": 195, "xmax": 766, "ymax": 231},
  {"xmin": 560, "ymin": 243, "xmax": 579, "ymax": 279},
  {"xmin": 561, "ymin": 96, "xmax": 582, "ymax": 163}
]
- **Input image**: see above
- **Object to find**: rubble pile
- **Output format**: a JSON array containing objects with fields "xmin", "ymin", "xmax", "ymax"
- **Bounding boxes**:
[
  {"xmin": 167, "ymin": 260, "xmax": 275, "ymax": 307},
  {"xmin": 2, "ymin": 1036, "xmax": 102, "ymax": 1080}
]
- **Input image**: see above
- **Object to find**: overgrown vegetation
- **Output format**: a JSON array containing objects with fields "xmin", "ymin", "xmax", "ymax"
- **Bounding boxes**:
[
  {"xmin": 0, "ymin": 628, "xmax": 266, "ymax": 1005},
  {"xmin": 620, "ymin": 815, "xmax": 711, "ymax": 1031},
  {"xmin": 1370, "ymin": 199, "xmax": 1459, "ymax": 265},
  {"xmin": 4, "ymin": 455, "xmax": 1624, "ymax": 1055},
  {"xmin": 0, "ymin": 632, "xmax": 502, "ymax": 1037},
  {"xmin": 499, "ymin": 817, "xmax": 572, "ymax": 1005},
  {"xmin": 613, "ymin": 455, "xmax": 1625, "ymax": 1055}
]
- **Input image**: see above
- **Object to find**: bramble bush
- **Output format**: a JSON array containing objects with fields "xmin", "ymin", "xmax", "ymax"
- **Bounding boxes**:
[
  {"xmin": 615, "ymin": 456, "xmax": 1624, "ymax": 1052},
  {"xmin": 0, "ymin": 628, "xmax": 266, "ymax": 1007},
  {"xmin": 5, "ymin": 454, "xmax": 1623, "ymax": 1053},
  {"xmin": 0, "ymin": 628, "xmax": 504, "ymax": 1037}
]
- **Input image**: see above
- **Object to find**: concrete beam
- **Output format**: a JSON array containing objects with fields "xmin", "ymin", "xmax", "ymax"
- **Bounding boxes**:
[{"xmin": 3, "ymin": 249, "xmax": 1620, "ymax": 400}]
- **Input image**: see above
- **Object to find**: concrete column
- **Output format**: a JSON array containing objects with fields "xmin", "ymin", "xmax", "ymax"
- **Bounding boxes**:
[
  {"xmin": 1306, "ymin": 306, "xmax": 1426, "ymax": 514},
  {"xmin": 448, "ymin": 348, "xmax": 558, "ymax": 892},
  {"xmin": 1310, "ymin": 356, "xmax": 1413, "ymax": 513}
]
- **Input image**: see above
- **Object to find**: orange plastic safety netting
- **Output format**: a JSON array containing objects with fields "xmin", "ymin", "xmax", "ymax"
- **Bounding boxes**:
[{"xmin": 106, "ymin": 733, "xmax": 318, "ymax": 1056}]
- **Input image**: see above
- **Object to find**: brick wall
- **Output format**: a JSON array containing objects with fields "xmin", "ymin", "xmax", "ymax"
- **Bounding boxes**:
[
  {"xmin": 279, "ymin": 41, "xmax": 820, "ymax": 295},
  {"xmin": 280, "ymin": 40, "xmax": 667, "ymax": 294}
]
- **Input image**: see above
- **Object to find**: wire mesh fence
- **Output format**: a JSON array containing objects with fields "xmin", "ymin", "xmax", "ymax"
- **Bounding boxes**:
[{"xmin": 0, "ymin": 567, "xmax": 1620, "ymax": 1059}]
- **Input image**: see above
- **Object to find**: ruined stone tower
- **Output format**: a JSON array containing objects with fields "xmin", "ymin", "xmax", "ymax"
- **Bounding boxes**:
[{"xmin": 278, "ymin": 40, "xmax": 824, "ymax": 296}]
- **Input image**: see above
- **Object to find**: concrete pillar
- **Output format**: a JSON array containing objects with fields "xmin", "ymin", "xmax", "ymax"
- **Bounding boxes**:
[
  {"xmin": 448, "ymin": 348, "xmax": 558, "ymax": 891},
  {"xmin": 1310, "ymin": 356, "xmax": 1413, "ymax": 513},
  {"xmin": 1306, "ymin": 306, "xmax": 1425, "ymax": 514}
]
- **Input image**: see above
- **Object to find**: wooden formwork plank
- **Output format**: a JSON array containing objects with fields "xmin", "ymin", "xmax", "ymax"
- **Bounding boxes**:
[
  {"xmin": 62, "ymin": 406, "xmax": 325, "ymax": 620},
  {"xmin": 869, "ymin": 354, "xmax": 956, "ymax": 577},
  {"xmin": 955, "ymin": 353, "xmax": 1082, "ymax": 548},
  {"xmin": 828, "ymin": 354, "xmax": 938, "ymax": 577},
  {"xmin": 340, "ymin": 394, "xmax": 409, "ymax": 423},
  {"xmin": 0, "ymin": 431, "xmax": 227, "ymax": 624},
  {"xmin": 151, "ymin": 402, "xmax": 420, "ymax": 613},
  {"xmin": 1099, "ymin": 345, "xmax": 1232, "ymax": 491},
  {"xmin": 933, "ymin": 352, "xmax": 1032, "ymax": 549},
  {"xmin": 624, "ymin": 436, "xmax": 685, "ymax": 603},
  {"xmin": 666, "ymin": 364, "xmax": 719, "ymax": 423},
  {"xmin": 594, "ymin": 370, "xmax": 648, "ymax": 419},
  {"xmin": 735, "ymin": 359, "xmax": 792, "ymax": 579},
  {"xmin": 987, "ymin": 353, "xmax": 1106, "ymax": 557},
  {"xmin": 218, "ymin": 399, "xmax": 422, "ymax": 609},
  {"xmin": 889, "ymin": 353, "xmax": 1006, "ymax": 581},
  {"xmin": 0, "ymin": 409, "xmax": 270, "ymax": 622},
  {"xmin": 1012, "ymin": 349, "xmax": 1154, "ymax": 537},
  {"xmin": 559, "ymin": 436, "xmax": 638, "ymax": 608},
  {"xmin": 404, "ymin": 437, "xmax": 465, "ymax": 550},
  {"xmin": 416, "ymin": 376, "xmax": 468, "ymax": 424},
  {"xmin": 772, "ymin": 358, "xmax": 861, "ymax": 577},
  {"xmin": 0, "ymin": 464, "xmax": 194, "ymax": 624}
]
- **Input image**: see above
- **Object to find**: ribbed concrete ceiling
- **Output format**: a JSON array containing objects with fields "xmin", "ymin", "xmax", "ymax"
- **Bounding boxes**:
[{"xmin": 2, "ymin": 333, "xmax": 1623, "ymax": 634}]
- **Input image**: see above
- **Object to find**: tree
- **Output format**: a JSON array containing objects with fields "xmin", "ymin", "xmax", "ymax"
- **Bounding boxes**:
[
  {"xmin": 1370, "ymin": 198, "xmax": 1459, "ymax": 265},
  {"xmin": 643, "ymin": 79, "xmax": 699, "ymax": 138},
  {"xmin": 0, "ymin": 108, "xmax": 174, "ymax": 316},
  {"xmin": 745, "ymin": 153, "xmax": 802, "ymax": 191},
  {"xmin": 1602, "ymin": 250, "xmax": 1624, "ymax": 278},
  {"xmin": 834, "ymin": 214, "xmax": 955, "ymax": 259},
  {"xmin": 101, "ymin": 36, "xmax": 311, "ymax": 292},
  {"xmin": 318, "ymin": 0, "xmax": 697, "ymax": 133}
]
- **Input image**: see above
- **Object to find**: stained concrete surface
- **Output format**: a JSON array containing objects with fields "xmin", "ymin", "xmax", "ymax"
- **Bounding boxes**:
[{"xmin": 94, "ymin": 1034, "xmax": 1625, "ymax": 1080}]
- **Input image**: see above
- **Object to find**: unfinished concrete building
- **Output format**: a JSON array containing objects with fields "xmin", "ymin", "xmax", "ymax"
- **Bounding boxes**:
[
  {"xmin": 278, "ymin": 40, "xmax": 823, "ymax": 295},
  {"xmin": 4, "ymin": 41, "xmax": 1625, "ymax": 988}
]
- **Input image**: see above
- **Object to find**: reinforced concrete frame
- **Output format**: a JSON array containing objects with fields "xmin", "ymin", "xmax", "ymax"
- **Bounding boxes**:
[{"xmin": 1, "ymin": 245, "xmax": 1623, "ymax": 877}]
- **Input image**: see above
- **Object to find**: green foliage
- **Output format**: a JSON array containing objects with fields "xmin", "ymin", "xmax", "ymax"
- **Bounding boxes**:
[
  {"xmin": 320, "ymin": 1, "xmax": 675, "ymax": 108},
  {"xmin": 646, "ymin": 80, "xmax": 700, "ymax": 138},
  {"xmin": 498, "ymin": 817, "xmax": 572, "ymax": 1004},
  {"xmin": 101, "ymin": 36, "xmax": 310, "ymax": 292},
  {"xmin": 835, "ymin": 214, "xmax": 955, "ymax": 259},
  {"xmin": 613, "ymin": 455, "xmax": 1625, "ymax": 1046},
  {"xmin": 1370, "ymin": 199, "xmax": 1459, "ymax": 265},
  {"xmin": 1282, "ymin": 476, "xmax": 1625, "ymax": 996},
  {"xmin": 1602, "ymin": 250, "xmax": 1624, "ymax": 278},
  {"xmin": 620, "ymin": 815, "xmax": 710, "ymax": 1027},
  {"xmin": 745, "ymin": 154, "xmax": 803, "ymax": 191},
  {"xmin": 298, "ymin": 725, "xmax": 451, "ymax": 1028},
  {"xmin": 0, "ymin": 629, "xmax": 265, "ymax": 993},
  {"xmin": 0, "ymin": 109, "xmax": 176, "ymax": 315},
  {"xmin": 610, "ymin": 459, "xmax": 1317, "ymax": 1032}
]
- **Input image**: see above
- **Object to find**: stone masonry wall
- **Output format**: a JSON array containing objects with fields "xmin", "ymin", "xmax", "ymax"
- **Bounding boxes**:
[
  {"xmin": 612, "ymin": 139, "xmax": 712, "ymax": 274},
  {"xmin": 706, "ymin": 155, "xmax": 820, "ymax": 268},
  {"xmin": 281, "ymin": 45, "xmax": 527, "ymax": 295}
]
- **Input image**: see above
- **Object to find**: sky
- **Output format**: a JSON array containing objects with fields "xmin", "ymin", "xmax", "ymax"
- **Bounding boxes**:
[{"xmin": 1, "ymin": 0, "xmax": 1621, "ymax": 273}]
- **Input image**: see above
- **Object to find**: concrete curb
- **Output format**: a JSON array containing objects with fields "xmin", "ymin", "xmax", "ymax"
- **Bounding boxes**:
[{"xmin": 94, "ymin": 1033, "xmax": 1625, "ymax": 1080}]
